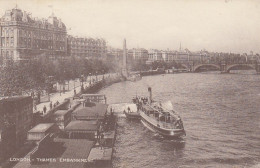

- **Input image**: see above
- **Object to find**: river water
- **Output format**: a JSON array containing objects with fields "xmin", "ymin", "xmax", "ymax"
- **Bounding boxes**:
[{"xmin": 98, "ymin": 71, "xmax": 260, "ymax": 168}]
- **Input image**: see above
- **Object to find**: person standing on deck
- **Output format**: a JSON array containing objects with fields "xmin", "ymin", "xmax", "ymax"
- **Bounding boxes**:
[
  {"xmin": 100, "ymin": 133, "xmax": 105, "ymax": 149},
  {"xmin": 43, "ymin": 105, "xmax": 47, "ymax": 114},
  {"xmin": 50, "ymin": 101, "xmax": 52, "ymax": 110}
]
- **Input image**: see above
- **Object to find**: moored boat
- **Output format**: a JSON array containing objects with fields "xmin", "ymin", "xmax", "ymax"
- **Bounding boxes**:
[
  {"xmin": 124, "ymin": 110, "xmax": 141, "ymax": 120},
  {"xmin": 133, "ymin": 87, "xmax": 185, "ymax": 138}
]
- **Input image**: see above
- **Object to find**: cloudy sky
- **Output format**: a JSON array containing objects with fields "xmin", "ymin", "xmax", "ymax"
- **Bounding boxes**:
[{"xmin": 0, "ymin": 0, "xmax": 260, "ymax": 53}]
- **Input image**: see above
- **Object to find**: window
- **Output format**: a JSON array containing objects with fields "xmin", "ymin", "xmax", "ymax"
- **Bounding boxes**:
[
  {"xmin": 10, "ymin": 37, "xmax": 14, "ymax": 46},
  {"xmin": 10, "ymin": 29, "xmax": 14, "ymax": 36},
  {"xmin": 6, "ymin": 38, "xmax": 9, "ymax": 46},
  {"xmin": 2, "ymin": 38, "xmax": 5, "ymax": 47}
]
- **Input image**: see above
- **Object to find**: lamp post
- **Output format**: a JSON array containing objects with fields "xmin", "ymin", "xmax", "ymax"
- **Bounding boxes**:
[
  {"xmin": 80, "ymin": 74, "xmax": 84, "ymax": 92},
  {"xmin": 95, "ymin": 71, "xmax": 98, "ymax": 82},
  {"xmin": 81, "ymin": 75, "xmax": 84, "ymax": 87},
  {"xmin": 74, "ymin": 79, "xmax": 75, "ymax": 90},
  {"xmin": 89, "ymin": 73, "xmax": 92, "ymax": 85}
]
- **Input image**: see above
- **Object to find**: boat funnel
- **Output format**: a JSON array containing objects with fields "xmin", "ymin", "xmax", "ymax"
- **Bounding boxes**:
[{"xmin": 148, "ymin": 87, "xmax": 152, "ymax": 104}]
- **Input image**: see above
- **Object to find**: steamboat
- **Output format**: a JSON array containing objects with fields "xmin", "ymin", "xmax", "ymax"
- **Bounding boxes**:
[{"xmin": 133, "ymin": 87, "xmax": 185, "ymax": 138}]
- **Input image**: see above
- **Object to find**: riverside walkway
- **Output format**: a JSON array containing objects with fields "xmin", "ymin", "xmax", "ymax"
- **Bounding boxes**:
[{"xmin": 35, "ymin": 73, "xmax": 120, "ymax": 114}]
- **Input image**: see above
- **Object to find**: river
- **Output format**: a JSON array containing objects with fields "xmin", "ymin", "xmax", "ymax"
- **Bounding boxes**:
[{"xmin": 98, "ymin": 70, "xmax": 260, "ymax": 168}]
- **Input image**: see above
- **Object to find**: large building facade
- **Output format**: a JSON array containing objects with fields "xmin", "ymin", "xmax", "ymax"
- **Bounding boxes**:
[
  {"xmin": 148, "ymin": 49, "xmax": 163, "ymax": 62},
  {"xmin": 146, "ymin": 48, "xmax": 210, "ymax": 64},
  {"xmin": 128, "ymin": 48, "xmax": 148, "ymax": 62},
  {"xmin": 0, "ymin": 7, "xmax": 67, "ymax": 63},
  {"xmin": 67, "ymin": 35, "xmax": 106, "ymax": 59}
]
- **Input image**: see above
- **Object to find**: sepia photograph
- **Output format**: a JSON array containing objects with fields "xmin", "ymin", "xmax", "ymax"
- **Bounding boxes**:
[{"xmin": 0, "ymin": 0, "xmax": 260, "ymax": 168}]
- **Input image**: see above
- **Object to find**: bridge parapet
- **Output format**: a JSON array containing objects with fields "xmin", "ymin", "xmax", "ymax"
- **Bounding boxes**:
[{"xmin": 178, "ymin": 60, "xmax": 260, "ymax": 73}]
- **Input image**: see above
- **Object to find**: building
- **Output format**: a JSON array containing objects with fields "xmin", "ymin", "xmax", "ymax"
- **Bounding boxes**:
[
  {"xmin": 161, "ymin": 50, "xmax": 175, "ymax": 62},
  {"xmin": 106, "ymin": 46, "xmax": 123, "ymax": 62},
  {"xmin": 128, "ymin": 48, "xmax": 148, "ymax": 62},
  {"xmin": 67, "ymin": 35, "xmax": 106, "ymax": 60},
  {"xmin": 14, "ymin": 137, "xmax": 94, "ymax": 168},
  {"xmin": 71, "ymin": 102, "xmax": 108, "ymax": 121},
  {"xmin": 0, "ymin": 96, "xmax": 33, "ymax": 148},
  {"xmin": 65, "ymin": 120, "xmax": 98, "ymax": 140},
  {"xmin": 27, "ymin": 123, "xmax": 56, "ymax": 141},
  {"xmin": 53, "ymin": 110, "xmax": 73, "ymax": 130},
  {"xmin": 0, "ymin": 7, "xmax": 67, "ymax": 64},
  {"xmin": 148, "ymin": 49, "xmax": 163, "ymax": 62},
  {"xmin": 0, "ymin": 124, "xmax": 16, "ymax": 163}
]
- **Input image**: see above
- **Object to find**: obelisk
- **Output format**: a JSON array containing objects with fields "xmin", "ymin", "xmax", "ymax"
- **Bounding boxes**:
[{"xmin": 122, "ymin": 38, "xmax": 128, "ymax": 77}]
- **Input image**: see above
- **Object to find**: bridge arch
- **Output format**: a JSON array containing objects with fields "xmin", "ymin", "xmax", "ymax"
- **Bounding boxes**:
[
  {"xmin": 180, "ymin": 64, "xmax": 189, "ymax": 70},
  {"xmin": 226, "ymin": 64, "xmax": 255, "ymax": 72},
  {"xmin": 193, "ymin": 64, "xmax": 220, "ymax": 72}
]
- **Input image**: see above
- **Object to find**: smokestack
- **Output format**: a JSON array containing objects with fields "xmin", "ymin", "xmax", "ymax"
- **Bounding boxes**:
[{"xmin": 148, "ymin": 87, "xmax": 152, "ymax": 104}]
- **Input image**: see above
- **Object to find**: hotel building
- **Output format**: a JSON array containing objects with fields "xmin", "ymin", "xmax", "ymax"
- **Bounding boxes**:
[{"xmin": 0, "ymin": 7, "xmax": 67, "ymax": 64}]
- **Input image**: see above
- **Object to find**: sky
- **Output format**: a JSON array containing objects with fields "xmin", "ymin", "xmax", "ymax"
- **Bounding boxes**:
[{"xmin": 0, "ymin": 0, "xmax": 260, "ymax": 54}]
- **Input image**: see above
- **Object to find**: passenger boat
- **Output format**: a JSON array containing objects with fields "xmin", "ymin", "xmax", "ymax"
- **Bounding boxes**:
[{"xmin": 133, "ymin": 87, "xmax": 186, "ymax": 138}]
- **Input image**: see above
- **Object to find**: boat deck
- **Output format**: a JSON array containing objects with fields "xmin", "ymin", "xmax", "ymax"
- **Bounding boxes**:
[{"xmin": 140, "ymin": 111, "xmax": 176, "ymax": 130}]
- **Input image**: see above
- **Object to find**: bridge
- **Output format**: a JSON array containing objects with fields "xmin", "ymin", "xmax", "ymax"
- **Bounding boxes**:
[{"xmin": 179, "ymin": 61, "xmax": 260, "ymax": 74}]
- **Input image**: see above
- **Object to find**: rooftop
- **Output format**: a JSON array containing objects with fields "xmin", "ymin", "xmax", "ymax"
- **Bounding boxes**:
[
  {"xmin": 65, "ymin": 120, "xmax": 98, "ymax": 132},
  {"xmin": 72, "ymin": 102, "xmax": 108, "ymax": 118},
  {"xmin": 14, "ymin": 138, "xmax": 94, "ymax": 168},
  {"xmin": 1, "ymin": 7, "xmax": 66, "ymax": 30},
  {"xmin": 28, "ymin": 123, "xmax": 54, "ymax": 133},
  {"xmin": 0, "ymin": 96, "xmax": 32, "ymax": 102},
  {"xmin": 54, "ymin": 110, "xmax": 69, "ymax": 116}
]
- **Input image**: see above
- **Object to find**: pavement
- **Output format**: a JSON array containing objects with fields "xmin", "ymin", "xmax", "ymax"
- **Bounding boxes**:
[{"xmin": 35, "ymin": 73, "xmax": 119, "ymax": 114}]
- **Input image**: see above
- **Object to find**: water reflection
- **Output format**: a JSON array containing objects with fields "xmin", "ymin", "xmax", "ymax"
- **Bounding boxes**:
[{"xmin": 99, "ymin": 72, "xmax": 260, "ymax": 168}]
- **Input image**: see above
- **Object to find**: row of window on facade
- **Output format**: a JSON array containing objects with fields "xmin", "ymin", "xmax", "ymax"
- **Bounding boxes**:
[
  {"xmin": 1, "ymin": 37, "xmax": 65, "ymax": 50},
  {"xmin": 1, "ymin": 28, "xmax": 14, "ymax": 36},
  {"xmin": 1, "ymin": 37, "xmax": 14, "ymax": 47},
  {"xmin": 69, "ymin": 42, "xmax": 105, "ymax": 46},
  {"xmin": 1, "ymin": 28, "xmax": 66, "ymax": 41},
  {"xmin": 70, "ymin": 46, "xmax": 106, "ymax": 50},
  {"xmin": 71, "ymin": 50, "xmax": 105, "ymax": 53},
  {"xmin": 70, "ymin": 53, "xmax": 103, "ymax": 57},
  {"xmin": 1, "ymin": 50, "xmax": 14, "ymax": 58}
]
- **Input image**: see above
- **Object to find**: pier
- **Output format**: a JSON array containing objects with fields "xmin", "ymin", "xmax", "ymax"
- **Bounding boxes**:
[{"xmin": 7, "ymin": 76, "xmax": 121, "ymax": 168}]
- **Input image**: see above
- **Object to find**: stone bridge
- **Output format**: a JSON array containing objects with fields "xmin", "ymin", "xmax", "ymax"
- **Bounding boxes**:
[{"xmin": 180, "ymin": 62, "xmax": 260, "ymax": 74}]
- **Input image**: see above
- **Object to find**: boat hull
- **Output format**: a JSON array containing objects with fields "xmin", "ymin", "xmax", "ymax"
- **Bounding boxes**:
[
  {"xmin": 124, "ymin": 111, "xmax": 141, "ymax": 120},
  {"xmin": 140, "ymin": 112, "xmax": 185, "ymax": 138}
]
